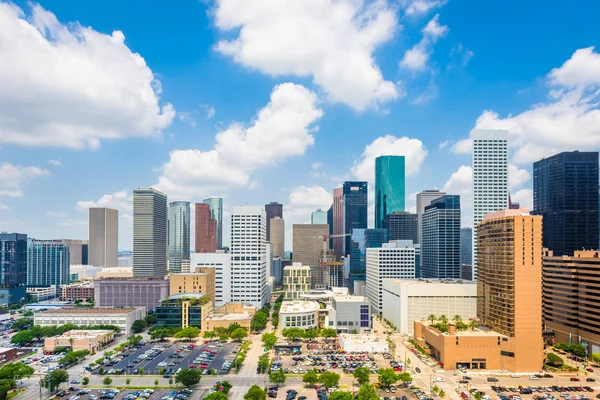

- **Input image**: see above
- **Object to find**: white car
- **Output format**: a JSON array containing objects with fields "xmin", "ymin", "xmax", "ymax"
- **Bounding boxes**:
[
  {"xmin": 434, "ymin": 378, "xmax": 444, "ymax": 382},
  {"xmin": 498, "ymin": 369, "xmax": 508, "ymax": 373},
  {"xmin": 529, "ymin": 376, "xmax": 539, "ymax": 380},
  {"xmin": 511, "ymin": 374, "xmax": 520, "ymax": 378}
]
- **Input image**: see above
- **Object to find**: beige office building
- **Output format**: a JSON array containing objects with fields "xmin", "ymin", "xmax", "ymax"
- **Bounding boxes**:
[
  {"xmin": 44, "ymin": 330, "xmax": 114, "ymax": 353},
  {"xmin": 293, "ymin": 224, "xmax": 329, "ymax": 268},
  {"xmin": 59, "ymin": 239, "xmax": 88, "ymax": 265},
  {"xmin": 170, "ymin": 269, "xmax": 215, "ymax": 306},
  {"xmin": 89, "ymin": 208, "xmax": 118, "ymax": 267},
  {"xmin": 270, "ymin": 217, "xmax": 285, "ymax": 259},
  {"xmin": 283, "ymin": 263, "xmax": 311, "ymax": 299}
]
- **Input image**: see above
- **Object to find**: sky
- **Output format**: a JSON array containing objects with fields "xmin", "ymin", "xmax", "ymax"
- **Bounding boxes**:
[{"xmin": 1, "ymin": 0, "xmax": 600, "ymax": 251}]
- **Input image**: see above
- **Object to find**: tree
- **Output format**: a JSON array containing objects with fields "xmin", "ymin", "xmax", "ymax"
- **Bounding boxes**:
[
  {"xmin": 0, "ymin": 363, "xmax": 35, "ymax": 381},
  {"xmin": 262, "ymin": 333, "xmax": 277, "ymax": 349},
  {"xmin": 353, "ymin": 366, "xmax": 370, "ymax": 385},
  {"xmin": 98, "ymin": 368, "xmax": 105, "ymax": 375},
  {"xmin": 138, "ymin": 368, "xmax": 145, "ymax": 375},
  {"xmin": 218, "ymin": 381, "xmax": 232, "ymax": 394},
  {"xmin": 132, "ymin": 319, "xmax": 147, "ymax": 333},
  {"xmin": 231, "ymin": 328, "xmax": 248, "ymax": 341},
  {"xmin": 303, "ymin": 369, "xmax": 319, "ymax": 387},
  {"xmin": 303, "ymin": 329, "xmax": 318, "ymax": 340},
  {"xmin": 592, "ymin": 353, "xmax": 600, "ymax": 364},
  {"xmin": 439, "ymin": 389, "xmax": 446, "ymax": 399},
  {"xmin": 329, "ymin": 392, "xmax": 353, "ymax": 400},
  {"xmin": 214, "ymin": 327, "xmax": 228, "ymax": 335},
  {"xmin": 228, "ymin": 323, "xmax": 242, "ymax": 335},
  {"xmin": 169, "ymin": 378, "xmax": 173, "ymax": 386},
  {"xmin": 159, "ymin": 368, "xmax": 165, "ymax": 375},
  {"xmin": 125, "ymin": 378, "xmax": 131, "ymax": 387},
  {"xmin": 378, "ymin": 368, "xmax": 399, "ymax": 388},
  {"xmin": 43, "ymin": 370, "xmax": 69, "ymax": 393},
  {"xmin": 282, "ymin": 328, "xmax": 303, "ymax": 340},
  {"xmin": 469, "ymin": 320, "xmax": 479, "ymax": 331},
  {"xmin": 154, "ymin": 380, "xmax": 159, "ymax": 387},
  {"xmin": 427, "ymin": 314, "xmax": 437, "ymax": 325},
  {"xmin": 145, "ymin": 313, "xmax": 157, "ymax": 325},
  {"xmin": 11, "ymin": 319, "xmax": 31, "ymax": 331},
  {"xmin": 128, "ymin": 335, "xmax": 143, "ymax": 346},
  {"xmin": 103, "ymin": 377, "xmax": 112, "ymax": 387},
  {"xmin": 357, "ymin": 384, "xmax": 379, "ymax": 400},
  {"xmin": 203, "ymin": 331, "xmax": 216, "ymax": 339},
  {"xmin": 397, "ymin": 372, "xmax": 412, "ymax": 384},
  {"xmin": 546, "ymin": 353, "xmax": 564, "ymax": 367},
  {"xmin": 439, "ymin": 315, "xmax": 448, "ymax": 324},
  {"xmin": 452, "ymin": 315, "xmax": 462, "ymax": 324},
  {"xmin": 320, "ymin": 328, "xmax": 337, "ymax": 341},
  {"xmin": 474, "ymin": 392, "xmax": 482, "ymax": 400},
  {"xmin": 269, "ymin": 369, "xmax": 286, "ymax": 387},
  {"xmin": 244, "ymin": 385, "xmax": 266, "ymax": 400},
  {"xmin": 175, "ymin": 369, "xmax": 201, "ymax": 388},
  {"xmin": 569, "ymin": 344, "xmax": 586, "ymax": 358},
  {"xmin": 319, "ymin": 371, "xmax": 340, "ymax": 389},
  {"xmin": 174, "ymin": 327, "xmax": 200, "ymax": 341},
  {"xmin": 432, "ymin": 385, "xmax": 439, "ymax": 394},
  {"xmin": 205, "ymin": 393, "xmax": 228, "ymax": 400},
  {"xmin": 10, "ymin": 331, "xmax": 33, "ymax": 345},
  {"xmin": 151, "ymin": 328, "xmax": 171, "ymax": 341},
  {"xmin": 219, "ymin": 333, "xmax": 229, "ymax": 342},
  {"xmin": 82, "ymin": 377, "xmax": 89, "ymax": 386},
  {"xmin": 258, "ymin": 354, "xmax": 270, "ymax": 374}
]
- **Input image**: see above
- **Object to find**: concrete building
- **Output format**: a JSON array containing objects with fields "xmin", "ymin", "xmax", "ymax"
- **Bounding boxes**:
[
  {"xmin": 472, "ymin": 129, "xmax": 509, "ymax": 279},
  {"xmin": 416, "ymin": 190, "xmax": 446, "ymax": 245},
  {"xmin": 375, "ymin": 156, "xmax": 405, "ymax": 229},
  {"xmin": 35, "ymin": 307, "xmax": 146, "ymax": 336},
  {"xmin": 339, "ymin": 334, "xmax": 388, "ymax": 353},
  {"xmin": 311, "ymin": 209, "xmax": 327, "ymax": 225},
  {"xmin": 0, "ymin": 233, "xmax": 28, "ymax": 305},
  {"xmin": 354, "ymin": 281, "xmax": 366, "ymax": 297},
  {"xmin": 270, "ymin": 217, "xmax": 285, "ymax": 259},
  {"xmin": 168, "ymin": 201, "xmax": 190, "ymax": 273},
  {"xmin": 382, "ymin": 279, "xmax": 477, "ymax": 335},
  {"xmin": 133, "ymin": 188, "xmax": 167, "ymax": 278},
  {"xmin": 332, "ymin": 187, "xmax": 344, "ymax": 258},
  {"xmin": 231, "ymin": 206, "xmax": 268, "ymax": 308},
  {"xmin": 326, "ymin": 261, "xmax": 345, "ymax": 288},
  {"xmin": 70, "ymin": 265, "xmax": 103, "ymax": 280},
  {"xmin": 203, "ymin": 197, "xmax": 223, "ymax": 249},
  {"xmin": 279, "ymin": 300, "xmax": 320, "ymax": 331},
  {"xmin": 0, "ymin": 348, "xmax": 17, "ymax": 365},
  {"xmin": 60, "ymin": 282, "xmax": 94, "ymax": 302},
  {"xmin": 383, "ymin": 212, "xmax": 417, "ymax": 243},
  {"xmin": 95, "ymin": 267, "xmax": 133, "ymax": 279},
  {"xmin": 460, "ymin": 228, "xmax": 472, "ymax": 280},
  {"xmin": 283, "ymin": 263, "xmax": 311, "ymax": 300},
  {"xmin": 89, "ymin": 208, "xmax": 118, "ymax": 267},
  {"xmin": 366, "ymin": 241, "xmax": 416, "ymax": 316},
  {"xmin": 27, "ymin": 285, "xmax": 57, "ymax": 301},
  {"xmin": 59, "ymin": 239, "xmax": 88, "ymax": 266},
  {"xmin": 94, "ymin": 278, "xmax": 169, "ymax": 312},
  {"xmin": 292, "ymin": 224, "xmax": 329, "ymax": 270},
  {"xmin": 203, "ymin": 303, "xmax": 256, "ymax": 333},
  {"xmin": 328, "ymin": 295, "xmax": 371, "ymax": 333},
  {"xmin": 169, "ymin": 270, "xmax": 215, "ymax": 305},
  {"xmin": 44, "ymin": 330, "xmax": 114, "ymax": 353},
  {"xmin": 195, "ymin": 203, "xmax": 216, "ymax": 254},
  {"xmin": 155, "ymin": 293, "xmax": 211, "ymax": 329},
  {"xmin": 27, "ymin": 239, "xmax": 70, "ymax": 291},
  {"xmin": 190, "ymin": 252, "xmax": 231, "ymax": 307},
  {"xmin": 265, "ymin": 202, "xmax": 283, "ymax": 242}
]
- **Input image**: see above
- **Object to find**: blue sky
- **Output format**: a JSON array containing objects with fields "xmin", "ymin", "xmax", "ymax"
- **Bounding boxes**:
[{"xmin": 1, "ymin": 0, "xmax": 599, "ymax": 250}]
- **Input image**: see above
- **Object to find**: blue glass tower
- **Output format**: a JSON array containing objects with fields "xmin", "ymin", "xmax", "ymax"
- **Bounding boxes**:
[
  {"xmin": 342, "ymin": 181, "xmax": 368, "ymax": 257},
  {"xmin": 375, "ymin": 156, "xmax": 405, "ymax": 229}
]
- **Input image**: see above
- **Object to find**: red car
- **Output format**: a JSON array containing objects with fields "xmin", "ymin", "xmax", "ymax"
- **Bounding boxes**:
[
  {"xmin": 570, "ymin": 378, "xmax": 580, "ymax": 382},
  {"xmin": 586, "ymin": 368, "xmax": 594, "ymax": 373}
]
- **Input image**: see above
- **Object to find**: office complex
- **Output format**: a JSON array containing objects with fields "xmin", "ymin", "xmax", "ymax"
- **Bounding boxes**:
[
  {"xmin": 375, "ymin": 156, "xmax": 405, "ymax": 229},
  {"xmin": 472, "ymin": 129, "xmax": 509, "ymax": 279},
  {"xmin": 533, "ymin": 151, "xmax": 599, "ymax": 256},
  {"xmin": 421, "ymin": 195, "xmax": 461, "ymax": 279},
  {"xmin": 349, "ymin": 228, "xmax": 388, "ymax": 290},
  {"xmin": 383, "ymin": 212, "xmax": 417, "ymax": 243},
  {"xmin": 168, "ymin": 201, "xmax": 190, "ymax": 273},
  {"xmin": 59, "ymin": 239, "xmax": 88, "ymax": 266},
  {"xmin": 133, "ymin": 188, "xmax": 167, "ymax": 278},
  {"xmin": 265, "ymin": 202, "xmax": 283, "ymax": 242},
  {"xmin": 88, "ymin": 208, "xmax": 118, "ymax": 268},
  {"xmin": 311, "ymin": 209, "xmax": 327, "ymax": 225},
  {"xmin": 366, "ymin": 241, "xmax": 416, "ymax": 316},
  {"xmin": 195, "ymin": 203, "xmax": 217, "ymax": 253},
  {"xmin": 332, "ymin": 187, "xmax": 344, "ymax": 258},
  {"xmin": 270, "ymin": 217, "xmax": 285, "ymax": 259},
  {"xmin": 0, "ymin": 233, "xmax": 28, "ymax": 305},
  {"xmin": 292, "ymin": 224, "xmax": 329, "ymax": 269},
  {"xmin": 342, "ymin": 182, "xmax": 368, "ymax": 257},
  {"xmin": 190, "ymin": 252, "xmax": 231, "ymax": 307},
  {"xmin": 202, "ymin": 197, "xmax": 223, "ymax": 249},
  {"xmin": 169, "ymin": 270, "xmax": 215, "ymax": 304},
  {"xmin": 283, "ymin": 263, "xmax": 311, "ymax": 299},
  {"xmin": 94, "ymin": 278, "xmax": 169, "ymax": 312},
  {"xmin": 26, "ymin": 239, "xmax": 70, "ymax": 289},
  {"xmin": 416, "ymin": 190, "xmax": 446, "ymax": 245},
  {"xmin": 460, "ymin": 227, "xmax": 473, "ymax": 280},
  {"xmin": 231, "ymin": 206, "xmax": 268, "ymax": 308}
]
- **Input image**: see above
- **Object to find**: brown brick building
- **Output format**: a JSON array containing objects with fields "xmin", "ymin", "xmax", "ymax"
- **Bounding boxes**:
[
  {"xmin": 60, "ymin": 283, "xmax": 94, "ymax": 302},
  {"xmin": 195, "ymin": 203, "xmax": 216, "ymax": 253}
]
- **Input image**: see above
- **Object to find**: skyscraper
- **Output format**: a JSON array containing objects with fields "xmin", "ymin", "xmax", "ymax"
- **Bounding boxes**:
[
  {"xmin": 265, "ymin": 202, "xmax": 283, "ymax": 242},
  {"xmin": 270, "ymin": 217, "xmax": 285, "ymax": 259},
  {"xmin": 202, "ymin": 197, "xmax": 223, "ymax": 249},
  {"xmin": 27, "ymin": 239, "xmax": 70, "ymax": 289},
  {"xmin": 311, "ymin": 209, "xmax": 327, "ymax": 224},
  {"xmin": 292, "ymin": 224, "xmax": 329, "ymax": 269},
  {"xmin": 195, "ymin": 203, "xmax": 216, "ymax": 253},
  {"xmin": 472, "ymin": 129, "xmax": 509, "ymax": 279},
  {"xmin": 383, "ymin": 212, "xmax": 417, "ymax": 243},
  {"xmin": 168, "ymin": 201, "xmax": 190, "ymax": 273},
  {"xmin": 0, "ymin": 233, "xmax": 27, "ymax": 304},
  {"xmin": 332, "ymin": 188, "xmax": 344, "ymax": 258},
  {"xmin": 59, "ymin": 239, "xmax": 88, "ymax": 265},
  {"xmin": 460, "ymin": 227, "xmax": 473, "ymax": 280},
  {"xmin": 133, "ymin": 188, "xmax": 167, "ymax": 278},
  {"xmin": 533, "ymin": 151, "xmax": 599, "ymax": 256},
  {"xmin": 349, "ymin": 228, "xmax": 388, "ymax": 290},
  {"xmin": 375, "ymin": 156, "xmax": 405, "ymax": 228},
  {"xmin": 342, "ymin": 181, "xmax": 368, "ymax": 257},
  {"xmin": 416, "ymin": 190, "xmax": 446, "ymax": 245},
  {"xmin": 89, "ymin": 208, "xmax": 118, "ymax": 267},
  {"xmin": 421, "ymin": 195, "xmax": 461, "ymax": 279}
]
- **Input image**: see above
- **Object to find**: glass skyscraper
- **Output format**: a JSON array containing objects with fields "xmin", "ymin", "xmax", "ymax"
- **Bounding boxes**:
[
  {"xmin": 375, "ymin": 156, "xmax": 405, "ymax": 229},
  {"xmin": 203, "ymin": 197, "xmax": 223, "ymax": 249},
  {"xmin": 0, "ymin": 233, "xmax": 27, "ymax": 305},
  {"xmin": 133, "ymin": 188, "xmax": 168, "ymax": 278},
  {"xmin": 168, "ymin": 201, "xmax": 190, "ymax": 273},
  {"xmin": 27, "ymin": 239, "xmax": 70, "ymax": 290},
  {"xmin": 342, "ymin": 181, "xmax": 368, "ymax": 258},
  {"xmin": 349, "ymin": 228, "xmax": 388, "ymax": 290}
]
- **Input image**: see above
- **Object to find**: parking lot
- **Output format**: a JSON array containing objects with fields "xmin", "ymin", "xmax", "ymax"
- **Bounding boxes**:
[{"xmin": 54, "ymin": 387, "xmax": 203, "ymax": 400}]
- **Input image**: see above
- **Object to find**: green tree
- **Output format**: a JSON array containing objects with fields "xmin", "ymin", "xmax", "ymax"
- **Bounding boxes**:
[
  {"xmin": 432, "ymin": 385, "xmax": 439, "ymax": 394},
  {"xmin": 329, "ymin": 392, "xmax": 353, "ymax": 400},
  {"xmin": 378, "ymin": 368, "xmax": 399, "ymax": 388},
  {"xmin": 154, "ymin": 379, "xmax": 159, "ymax": 387},
  {"xmin": 231, "ymin": 328, "xmax": 248, "ymax": 341},
  {"xmin": 261, "ymin": 333, "xmax": 277, "ymax": 349},
  {"xmin": 131, "ymin": 319, "xmax": 147, "ymax": 333},
  {"xmin": 282, "ymin": 328, "xmax": 303, "ymax": 340},
  {"xmin": 158, "ymin": 368, "xmax": 165, "ymax": 375},
  {"xmin": 258, "ymin": 354, "xmax": 270, "ymax": 374},
  {"xmin": 125, "ymin": 378, "xmax": 131, "ymax": 387},
  {"xmin": 439, "ymin": 315, "xmax": 448, "ymax": 324},
  {"xmin": 427, "ymin": 314, "xmax": 437, "ymax": 324},
  {"xmin": 128, "ymin": 334, "xmax": 143, "ymax": 346},
  {"xmin": 11, "ymin": 319, "xmax": 31, "ymax": 331},
  {"xmin": 174, "ymin": 327, "xmax": 200, "ymax": 341},
  {"xmin": 138, "ymin": 368, "xmax": 144, "ymax": 375},
  {"xmin": 151, "ymin": 328, "xmax": 171, "ymax": 341},
  {"xmin": 469, "ymin": 320, "xmax": 479, "ymax": 331},
  {"xmin": 303, "ymin": 329, "xmax": 318, "ymax": 340},
  {"xmin": 397, "ymin": 372, "xmax": 412, "ymax": 384},
  {"xmin": 214, "ymin": 327, "xmax": 228, "ymax": 335},
  {"xmin": 356, "ymin": 384, "xmax": 379, "ymax": 400},
  {"xmin": 175, "ymin": 369, "xmax": 201, "ymax": 388},
  {"xmin": 353, "ymin": 366, "xmax": 370, "ymax": 385},
  {"xmin": 98, "ymin": 368, "xmax": 105, "ymax": 375},
  {"xmin": 10, "ymin": 331, "xmax": 33, "ymax": 345},
  {"xmin": 219, "ymin": 333, "xmax": 229, "ymax": 342},
  {"xmin": 145, "ymin": 313, "xmax": 157, "ymax": 325},
  {"xmin": 203, "ymin": 331, "xmax": 216, "ymax": 339},
  {"xmin": 244, "ymin": 385, "xmax": 266, "ymax": 400},
  {"xmin": 592, "ymin": 353, "xmax": 600, "ymax": 364},
  {"xmin": 169, "ymin": 378, "xmax": 173, "ymax": 386},
  {"xmin": 218, "ymin": 381, "xmax": 232, "ymax": 394},
  {"xmin": 205, "ymin": 393, "xmax": 228, "ymax": 400},
  {"xmin": 320, "ymin": 328, "xmax": 337, "ymax": 341},
  {"xmin": 228, "ymin": 323, "xmax": 242, "ymax": 335},
  {"xmin": 319, "ymin": 371, "xmax": 340, "ymax": 389},
  {"xmin": 439, "ymin": 389, "xmax": 446, "ymax": 399},
  {"xmin": 302, "ymin": 369, "xmax": 319, "ymax": 387},
  {"xmin": 269, "ymin": 369, "xmax": 286, "ymax": 387},
  {"xmin": 546, "ymin": 353, "xmax": 564, "ymax": 367},
  {"xmin": 474, "ymin": 392, "xmax": 482, "ymax": 400},
  {"xmin": 43, "ymin": 369, "xmax": 69, "ymax": 393},
  {"xmin": 82, "ymin": 377, "xmax": 89, "ymax": 386},
  {"xmin": 103, "ymin": 377, "xmax": 112, "ymax": 387},
  {"xmin": 0, "ymin": 363, "xmax": 35, "ymax": 381}
]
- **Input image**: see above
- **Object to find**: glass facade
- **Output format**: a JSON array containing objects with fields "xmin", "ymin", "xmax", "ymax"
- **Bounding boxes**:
[
  {"xmin": 375, "ymin": 156, "xmax": 405, "ymax": 229},
  {"xmin": 349, "ymin": 229, "xmax": 388, "ymax": 291},
  {"xmin": 383, "ymin": 212, "xmax": 417, "ymax": 242},
  {"xmin": 203, "ymin": 197, "xmax": 223, "ymax": 249},
  {"xmin": 168, "ymin": 202, "xmax": 190, "ymax": 273},
  {"xmin": 156, "ymin": 297, "xmax": 205, "ymax": 328},
  {"xmin": 27, "ymin": 239, "xmax": 70, "ymax": 289},
  {"xmin": 343, "ymin": 181, "xmax": 368, "ymax": 259},
  {"xmin": 0, "ymin": 233, "xmax": 28, "ymax": 305},
  {"xmin": 360, "ymin": 305, "xmax": 370, "ymax": 328}
]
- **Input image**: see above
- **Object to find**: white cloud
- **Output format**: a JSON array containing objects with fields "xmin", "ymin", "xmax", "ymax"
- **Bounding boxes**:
[
  {"xmin": 548, "ymin": 47, "xmax": 600, "ymax": 87},
  {"xmin": 511, "ymin": 188, "xmax": 533, "ymax": 211},
  {"xmin": 157, "ymin": 83, "xmax": 323, "ymax": 198},
  {"xmin": 178, "ymin": 112, "xmax": 196, "ymax": 128},
  {"xmin": 0, "ymin": 3, "xmax": 174, "ymax": 149},
  {"xmin": 442, "ymin": 165, "xmax": 472, "ymax": 227},
  {"xmin": 200, "ymin": 104, "xmax": 216, "ymax": 120},
  {"xmin": 400, "ymin": 13, "xmax": 448, "ymax": 72},
  {"xmin": 403, "ymin": 0, "xmax": 447, "ymax": 16},
  {"xmin": 422, "ymin": 14, "xmax": 448, "ymax": 38},
  {"xmin": 508, "ymin": 164, "xmax": 530, "ymax": 190},
  {"xmin": 411, "ymin": 81, "xmax": 438, "ymax": 104},
  {"xmin": 450, "ymin": 43, "xmax": 474, "ymax": 67},
  {"xmin": 213, "ymin": 0, "xmax": 399, "ymax": 111},
  {"xmin": 400, "ymin": 46, "xmax": 429, "ymax": 71},
  {"xmin": 0, "ymin": 204, "xmax": 10, "ymax": 211},
  {"xmin": 76, "ymin": 190, "xmax": 132, "ymax": 214},
  {"xmin": 451, "ymin": 138, "xmax": 472, "ymax": 154},
  {"xmin": 47, "ymin": 159, "xmax": 62, "ymax": 167},
  {"xmin": 438, "ymin": 140, "xmax": 449, "ymax": 150},
  {"xmin": 284, "ymin": 185, "xmax": 332, "ymax": 249},
  {"xmin": 0, "ymin": 163, "xmax": 50, "ymax": 197}
]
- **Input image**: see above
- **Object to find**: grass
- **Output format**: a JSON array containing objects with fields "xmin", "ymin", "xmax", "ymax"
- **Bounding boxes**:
[{"xmin": 7, "ymin": 389, "xmax": 25, "ymax": 399}]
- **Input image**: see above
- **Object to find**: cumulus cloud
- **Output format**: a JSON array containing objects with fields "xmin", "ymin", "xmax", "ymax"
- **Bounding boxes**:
[
  {"xmin": 402, "ymin": 0, "xmax": 447, "ymax": 15},
  {"xmin": 157, "ymin": 83, "xmax": 323, "ymax": 198},
  {"xmin": 47, "ymin": 159, "xmax": 62, "ymax": 167},
  {"xmin": 213, "ymin": 0, "xmax": 399, "ymax": 111},
  {"xmin": 400, "ymin": 14, "xmax": 448, "ymax": 72},
  {"xmin": 200, "ymin": 104, "xmax": 216, "ymax": 120},
  {"xmin": 0, "ymin": 2, "xmax": 174, "ymax": 149},
  {"xmin": 0, "ymin": 163, "xmax": 50, "ymax": 197},
  {"xmin": 284, "ymin": 185, "xmax": 333, "ymax": 249},
  {"xmin": 451, "ymin": 138, "xmax": 472, "ymax": 154},
  {"xmin": 77, "ymin": 190, "xmax": 132, "ymax": 214},
  {"xmin": 508, "ymin": 164, "xmax": 530, "ymax": 190},
  {"xmin": 442, "ymin": 165, "xmax": 472, "ymax": 226},
  {"xmin": 511, "ymin": 188, "xmax": 533, "ymax": 210}
]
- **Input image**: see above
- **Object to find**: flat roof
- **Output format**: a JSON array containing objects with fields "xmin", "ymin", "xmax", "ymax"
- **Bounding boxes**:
[
  {"xmin": 340, "ymin": 334, "xmax": 385, "ymax": 344},
  {"xmin": 280, "ymin": 301, "xmax": 320, "ymax": 314},
  {"xmin": 205, "ymin": 313, "xmax": 253, "ymax": 321},
  {"xmin": 333, "ymin": 295, "xmax": 367, "ymax": 302},
  {"xmin": 385, "ymin": 278, "xmax": 476, "ymax": 285},
  {"xmin": 419, "ymin": 321, "xmax": 502, "ymax": 337},
  {"xmin": 39, "ymin": 307, "xmax": 142, "ymax": 314},
  {"xmin": 49, "ymin": 330, "xmax": 114, "ymax": 339}
]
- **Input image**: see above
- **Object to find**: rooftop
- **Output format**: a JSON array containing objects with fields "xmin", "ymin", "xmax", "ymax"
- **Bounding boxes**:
[
  {"xmin": 164, "ymin": 292, "xmax": 205, "ymax": 300},
  {"xmin": 385, "ymin": 278, "xmax": 475, "ymax": 285},
  {"xmin": 483, "ymin": 208, "xmax": 531, "ymax": 220},
  {"xmin": 333, "ymin": 295, "xmax": 368, "ymax": 302},
  {"xmin": 39, "ymin": 307, "xmax": 143, "ymax": 314},
  {"xmin": 205, "ymin": 312, "xmax": 254, "ymax": 321},
  {"xmin": 280, "ymin": 301, "xmax": 321, "ymax": 314},
  {"xmin": 419, "ymin": 320, "xmax": 502, "ymax": 337},
  {"xmin": 339, "ymin": 334, "xmax": 385, "ymax": 344},
  {"xmin": 49, "ymin": 329, "xmax": 114, "ymax": 339}
]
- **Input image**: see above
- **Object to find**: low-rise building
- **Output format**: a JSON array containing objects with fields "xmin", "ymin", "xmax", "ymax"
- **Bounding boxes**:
[
  {"xmin": 283, "ymin": 263, "xmax": 311, "ymax": 300},
  {"xmin": 34, "ymin": 307, "xmax": 145, "ymax": 336},
  {"xmin": 155, "ymin": 293, "xmax": 212, "ymax": 329},
  {"xmin": 203, "ymin": 303, "xmax": 256, "ymax": 333},
  {"xmin": 339, "ymin": 334, "xmax": 388, "ymax": 352},
  {"xmin": 27, "ymin": 286, "xmax": 57, "ymax": 301},
  {"xmin": 278, "ymin": 300, "xmax": 321, "ymax": 331},
  {"xmin": 95, "ymin": 267, "xmax": 133, "ymax": 279},
  {"xmin": 328, "ymin": 295, "xmax": 371, "ymax": 333},
  {"xmin": 0, "ymin": 348, "xmax": 18, "ymax": 365},
  {"xmin": 169, "ymin": 270, "xmax": 215, "ymax": 304},
  {"xmin": 60, "ymin": 283, "xmax": 94, "ymax": 302},
  {"xmin": 44, "ymin": 330, "xmax": 114, "ymax": 353},
  {"xmin": 94, "ymin": 278, "xmax": 169, "ymax": 312},
  {"xmin": 382, "ymin": 279, "xmax": 478, "ymax": 335}
]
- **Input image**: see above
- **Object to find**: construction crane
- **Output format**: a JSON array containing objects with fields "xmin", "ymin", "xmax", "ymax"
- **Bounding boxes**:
[{"xmin": 313, "ymin": 233, "xmax": 351, "ymax": 260}]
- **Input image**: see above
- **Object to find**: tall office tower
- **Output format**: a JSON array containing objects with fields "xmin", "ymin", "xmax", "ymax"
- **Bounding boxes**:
[
  {"xmin": 59, "ymin": 239, "xmax": 88, "ymax": 265},
  {"xmin": 292, "ymin": 224, "xmax": 329, "ymax": 269},
  {"xmin": 203, "ymin": 197, "xmax": 223, "ymax": 249},
  {"xmin": 270, "ymin": 217, "xmax": 285, "ymax": 259},
  {"xmin": 534, "ymin": 151, "xmax": 599, "ymax": 256},
  {"xmin": 89, "ymin": 208, "xmax": 118, "ymax": 267},
  {"xmin": 366, "ymin": 241, "xmax": 416, "ymax": 316},
  {"xmin": 349, "ymin": 228, "xmax": 389, "ymax": 289},
  {"xmin": 311, "ymin": 209, "xmax": 327, "ymax": 224},
  {"xmin": 27, "ymin": 239, "xmax": 70, "ymax": 289},
  {"xmin": 133, "ymin": 188, "xmax": 168, "ymax": 278},
  {"xmin": 0, "ymin": 233, "xmax": 27, "ymax": 304},
  {"xmin": 375, "ymin": 156, "xmax": 405, "ymax": 228},
  {"xmin": 265, "ymin": 202, "xmax": 283, "ymax": 242},
  {"xmin": 421, "ymin": 195, "xmax": 461, "ymax": 279},
  {"xmin": 416, "ymin": 190, "xmax": 446, "ymax": 245},
  {"xmin": 195, "ymin": 203, "xmax": 217, "ymax": 253},
  {"xmin": 168, "ymin": 201, "xmax": 190, "ymax": 273},
  {"xmin": 327, "ymin": 205, "xmax": 334, "ymax": 251},
  {"xmin": 477, "ymin": 208, "xmax": 543, "ymax": 371},
  {"xmin": 383, "ymin": 212, "xmax": 417, "ymax": 243},
  {"xmin": 342, "ymin": 182, "xmax": 368, "ymax": 257},
  {"xmin": 472, "ymin": 129, "xmax": 509, "ymax": 279},
  {"xmin": 332, "ymin": 188, "xmax": 344, "ymax": 258},
  {"xmin": 231, "ymin": 206, "xmax": 268, "ymax": 308},
  {"xmin": 460, "ymin": 227, "xmax": 473, "ymax": 280}
]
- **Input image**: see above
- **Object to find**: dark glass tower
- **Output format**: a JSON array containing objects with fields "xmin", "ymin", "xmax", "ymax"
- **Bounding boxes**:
[
  {"xmin": 533, "ymin": 151, "xmax": 599, "ymax": 256},
  {"xmin": 349, "ymin": 228, "xmax": 388, "ymax": 290},
  {"xmin": 0, "ymin": 233, "xmax": 28, "ymax": 305},
  {"xmin": 265, "ymin": 202, "xmax": 283, "ymax": 242},
  {"xmin": 342, "ymin": 181, "xmax": 368, "ymax": 257},
  {"xmin": 383, "ymin": 212, "xmax": 417, "ymax": 243},
  {"xmin": 375, "ymin": 156, "xmax": 405, "ymax": 228}
]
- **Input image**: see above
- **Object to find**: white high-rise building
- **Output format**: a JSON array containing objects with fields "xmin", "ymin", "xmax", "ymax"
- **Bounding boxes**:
[
  {"xmin": 133, "ymin": 188, "xmax": 167, "ymax": 278},
  {"xmin": 231, "ymin": 206, "xmax": 268, "ymax": 308},
  {"xmin": 365, "ymin": 240, "xmax": 416, "ymax": 316},
  {"xmin": 190, "ymin": 252, "xmax": 231, "ymax": 307},
  {"xmin": 416, "ymin": 190, "xmax": 445, "ymax": 245},
  {"xmin": 472, "ymin": 129, "xmax": 509, "ymax": 279}
]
